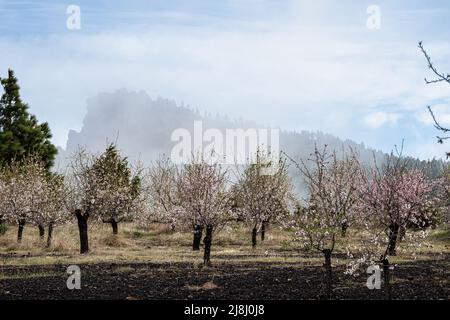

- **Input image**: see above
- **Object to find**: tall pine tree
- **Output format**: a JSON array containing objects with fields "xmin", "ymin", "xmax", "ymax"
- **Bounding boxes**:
[{"xmin": 0, "ymin": 69, "xmax": 57, "ymax": 170}]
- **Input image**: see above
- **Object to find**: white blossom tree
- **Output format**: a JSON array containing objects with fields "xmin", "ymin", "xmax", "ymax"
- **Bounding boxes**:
[
  {"xmin": 174, "ymin": 156, "xmax": 231, "ymax": 265},
  {"xmin": 23, "ymin": 163, "xmax": 69, "ymax": 246},
  {"xmin": 0, "ymin": 167, "xmax": 7, "ymax": 229},
  {"xmin": 66, "ymin": 145, "xmax": 145, "ymax": 253},
  {"xmin": 0, "ymin": 156, "xmax": 69, "ymax": 244},
  {"xmin": 65, "ymin": 148, "xmax": 102, "ymax": 253},
  {"xmin": 141, "ymin": 157, "xmax": 178, "ymax": 229},
  {"xmin": 233, "ymin": 152, "xmax": 292, "ymax": 247}
]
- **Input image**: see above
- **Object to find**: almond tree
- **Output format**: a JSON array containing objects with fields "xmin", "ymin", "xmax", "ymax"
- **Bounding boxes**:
[
  {"xmin": 282, "ymin": 146, "xmax": 363, "ymax": 298},
  {"xmin": 0, "ymin": 167, "xmax": 6, "ymax": 229},
  {"xmin": 142, "ymin": 157, "xmax": 178, "ymax": 230},
  {"xmin": 0, "ymin": 156, "xmax": 69, "ymax": 244},
  {"xmin": 1, "ymin": 157, "xmax": 42, "ymax": 242},
  {"xmin": 442, "ymin": 166, "xmax": 450, "ymax": 227},
  {"xmin": 65, "ymin": 148, "xmax": 101, "ymax": 254},
  {"xmin": 360, "ymin": 153, "xmax": 435, "ymax": 258},
  {"xmin": 233, "ymin": 152, "xmax": 292, "ymax": 247},
  {"xmin": 175, "ymin": 157, "xmax": 231, "ymax": 265},
  {"xmin": 344, "ymin": 153, "xmax": 436, "ymax": 298},
  {"xmin": 66, "ymin": 146, "xmax": 144, "ymax": 253},
  {"xmin": 28, "ymin": 173, "xmax": 70, "ymax": 247}
]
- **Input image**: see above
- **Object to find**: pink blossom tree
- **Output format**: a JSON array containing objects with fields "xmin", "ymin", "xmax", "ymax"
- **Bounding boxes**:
[{"xmin": 360, "ymin": 153, "xmax": 434, "ymax": 259}]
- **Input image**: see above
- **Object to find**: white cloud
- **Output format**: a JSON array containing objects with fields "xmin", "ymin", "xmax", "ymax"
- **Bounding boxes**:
[
  {"xmin": 1, "ymin": 1, "xmax": 450, "ymax": 160},
  {"xmin": 364, "ymin": 112, "xmax": 402, "ymax": 129}
]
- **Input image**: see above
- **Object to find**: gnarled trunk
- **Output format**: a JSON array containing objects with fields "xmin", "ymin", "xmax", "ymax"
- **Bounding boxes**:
[
  {"xmin": 75, "ymin": 209, "xmax": 89, "ymax": 254},
  {"xmin": 17, "ymin": 219, "xmax": 26, "ymax": 243},
  {"xmin": 103, "ymin": 218, "xmax": 119, "ymax": 235},
  {"xmin": 193, "ymin": 224, "xmax": 203, "ymax": 251},
  {"xmin": 261, "ymin": 222, "xmax": 266, "ymax": 242},
  {"xmin": 387, "ymin": 224, "xmax": 400, "ymax": 256},
  {"xmin": 322, "ymin": 249, "xmax": 333, "ymax": 299},
  {"xmin": 252, "ymin": 226, "xmax": 257, "ymax": 248},
  {"xmin": 382, "ymin": 258, "xmax": 392, "ymax": 300},
  {"xmin": 203, "ymin": 225, "xmax": 213, "ymax": 266},
  {"xmin": 46, "ymin": 222, "xmax": 54, "ymax": 248},
  {"xmin": 110, "ymin": 220, "xmax": 118, "ymax": 235},
  {"xmin": 38, "ymin": 225, "xmax": 45, "ymax": 241}
]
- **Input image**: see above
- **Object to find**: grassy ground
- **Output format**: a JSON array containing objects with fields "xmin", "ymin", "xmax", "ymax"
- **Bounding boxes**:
[
  {"xmin": 0, "ymin": 222, "xmax": 449, "ymax": 299},
  {"xmin": 0, "ymin": 222, "xmax": 449, "ymax": 266}
]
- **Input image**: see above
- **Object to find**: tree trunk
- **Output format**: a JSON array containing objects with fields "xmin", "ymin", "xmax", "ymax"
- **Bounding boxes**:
[
  {"xmin": 382, "ymin": 258, "xmax": 392, "ymax": 300},
  {"xmin": 398, "ymin": 226, "xmax": 406, "ymax": 243},
  {"xmin": 46, "ymin": 222, "xmax": 54, "ymax": 248},
  {"xmin": 203, "ymin": 225, "xmax": 213, "ymax": 266},
  {"xmin": 193, "ymin": 224, "xmax": 203, "ymax": 251},
  {"xmin": 75, "ymin": 209, "xmax": 89, "ymax": 254},
  {"xmin": 387, "ymin": 224, "xmax": 400, "ymax": 256},
  {"xmin": 322, "ymin": 249, "xmax": 333, "ymax": 299},
  {"xmin": 261, "ymin": 222, "xmax": 266, "ymax": 242},
  {"xmin": 17, "ymin": 219, "xmax": 26, "ymax": 243},
  {"xmin": 341, "ymin": 221, "xmax": 348, "ymax": 237},
  {"xmin": 110, "ymin": 220, "xmax": 118, "ymax": 235},
  {"xmin": 0, "ymin": 215, "xmax": 4, "ymax": 236},
  {"xmin": 252, "ymin": 226, "xmax": 257, "ymax": 248},
  {"xmin": 38, "ymin": 225, "xmax": 45, "ymax": 241}
]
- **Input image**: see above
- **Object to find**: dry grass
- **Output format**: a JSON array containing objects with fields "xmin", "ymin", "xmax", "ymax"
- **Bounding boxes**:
[
  {"xmin": 185, "ymin": 279, "xmax": 220, "ymax": 291},
  {"xmin": 0, "ymin": 222, "xmax": 449, "ymax": 269}
]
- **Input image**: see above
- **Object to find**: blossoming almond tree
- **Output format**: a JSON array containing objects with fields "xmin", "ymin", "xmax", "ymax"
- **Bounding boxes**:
[
  {"xmin": 143, "ymin": 157, "xmax": 178, "ymax": 230},
  {"xmin": 359, "ymin": 153, "xmax": 435, "ymax": 259},
  {"xmin": 282, "ymin": 146, "xmax": 363, "ymax": 298},
  {"xmin": 18, "ymin": 159, "xmax": 69, "ymax": 246},
  {"xmin": 0, "ymin": 170, "xmax": 5, "ymax": 228},
  {"xmin": 66, "ymin": 145, "xmax": 146, "ymax": 253},
  {"xmin": 233, "ymin": 152, "xmax": 292, "ymax": 247},
  {"xmin": 65, "ymin": 148, "xmax": 102, "ymax": 254},
  {"xmin": 1, "ymin": 159, "xmax": 33, "ymax": 242},
  {"xmin": 175, "ymin": 156, "xmax": 231, "ymax": 265},
  {"xmin": 33, "ymin": 174, "xmax": 69, "ymax": 247},
  {"xmin": 0, "ymin": 156, "xmax": 69, "ymax": 244}
]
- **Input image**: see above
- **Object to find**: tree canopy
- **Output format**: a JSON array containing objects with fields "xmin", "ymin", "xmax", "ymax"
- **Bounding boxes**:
[{"xmin": 0, "ymin": 69, "xmax": 57, "ymax": 170}]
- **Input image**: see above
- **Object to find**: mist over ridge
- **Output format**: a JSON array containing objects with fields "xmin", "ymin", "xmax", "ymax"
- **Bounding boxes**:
[{"xmin": 55, "ymin": 89, "xmax": 445, "ymax": 183}]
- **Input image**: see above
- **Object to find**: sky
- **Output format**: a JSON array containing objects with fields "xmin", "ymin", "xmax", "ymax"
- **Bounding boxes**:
[{"xmin": 1, "ymin": 0, "xmax": 450, "ymax": 160}]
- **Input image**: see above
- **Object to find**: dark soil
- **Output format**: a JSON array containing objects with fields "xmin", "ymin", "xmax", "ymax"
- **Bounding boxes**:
[{"xmin": 1, "ymin": 259, "xmax": 448, "ymax": 300}]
